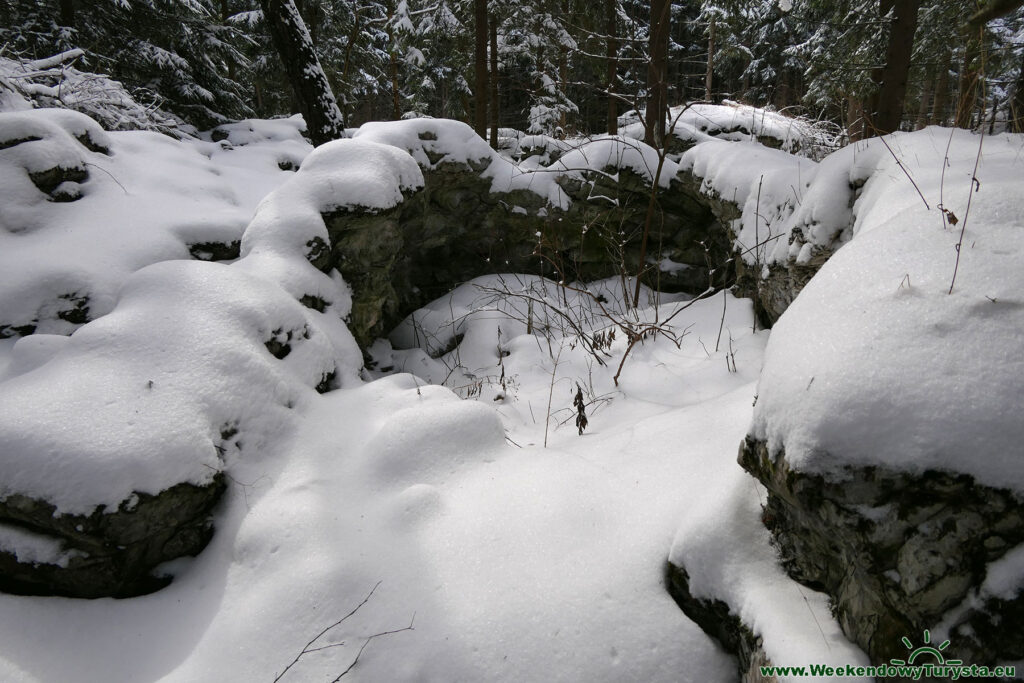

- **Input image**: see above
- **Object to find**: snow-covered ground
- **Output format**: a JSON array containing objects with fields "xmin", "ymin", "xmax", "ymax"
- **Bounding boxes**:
[
  {"xmin": 2, "ymin": 97, "xmax": 1020, "ymax": 682},
  {"xmin": 0, "ymin": 285, "xmax": 773, "ymax": 683},
  {"xmin": 0, "ymin": 106, "xmax": 791, "ymax": 683}
]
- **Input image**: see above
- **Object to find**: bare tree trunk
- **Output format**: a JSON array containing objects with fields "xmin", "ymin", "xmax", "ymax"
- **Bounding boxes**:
[
  {"xmin": 1011, "ymin": 50, "xmax": 1024, "ymax": 133},
  {"xmin": 955, "ymin": 27, "xmax": 983, "ymax": 129},
  {"xmin": 474, "ymin": 0, "xmax": 489, "ymax": 138},
  {"xmin": 59, "ymin": 0, "xmax": 74, "ymax": 26},
  {"xmin": 259, "ymin": 0, "xmax": 345, "ymax": 146},
  {"xmin": 388, "ymin": 4, "xmax": 401, "ymax": 120},
  {"xmin": 489, "ymin": 15, "xmax": 499, "ymax": 148},
  {"xmin": 846, "ymin": 96, "xmax": 864, "ymax": 141},
  {"xmin": 390, "ymin": 51, "xmax": 401, "ymax": 119},
  {"xmin": 931, "ymin": 57, "xmax": 951, "ymax": 125},
  {"xmin": 606, "ymin": 0, "xmax": 618, "ymax": 134},
  {"xmin": 221, "ymin": 0, "xmax": 236, "ymax": 81},
  {"xmin": 915, "ymin": 68, "xmax": 933, "ymax": 129},
  {"xmin": 705, "ymin": 15, "xmax": 715, "ymax": 102},
  {"xmin": 988, "ymin": 94, "xmax": 1000, "ymax": 134},
  {"xmin": 558, "ymin": 0, "xmax": 569, "ymax": 131},
  {"xmin": 645, "ymin": 0, "xmax": 670, "ymax": 147},
  {"xmin": 867, "ymin": 0, "xmax": 920, "ymax": 136}
]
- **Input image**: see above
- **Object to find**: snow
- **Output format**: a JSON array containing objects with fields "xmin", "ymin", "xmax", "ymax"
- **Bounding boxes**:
[
  {"xmin": 0, "ymin": 52, "xmax": 188, "ymax": 136},
  {"xmin": 203, "ymin": 115, "xmax": 308, "ymax": 146},
  {"xmin": 354, "ymin": 117, "xmax": 497, "ymax": 171},
  {"xmin": 669, "ymin": 467, "xmax": 871, "ymax": 681},
  {"xmin": 981, "ymin": 543, "xmax": 1024, "ymax": 601},
  {"xmin": 680, "ymin": 138, "xmax": 818, "ymax": 267},
  {"xmin": 0, "ymin": 109, "xmax": 312, "ymax": 336},
  {"xmin": 0, "ymin": 111, "xmax": 370, "ymax": 514},
  {"xmin": 8, "ymin": 103, "xmax": 1017, "ymax": 683},
  {"xmin": 555, "ymin": 135, "xmax": 679, "ymax": 188},
  {"xmin": 353, "ymin": 117, "xmax": 569, "ymax": 207},
  {"xmin": 0, "ymin": 259, "xmax": 359, "ymax": 514},
  {"xmin": 0, "ymin": 106, "xmax": 802, "ymax": 674},
  {"xmin": 0, "ymin": 272, "xmax": 778, "ymax": 682},
  {"xmin": 0, "ymin": 523, "xmax": 84, "ymax": 569},
  {"xmin": 747, "ymin": 128, "xmax": 1024, "ymax": 492},
  {"xmin": 620, "ymin": 102, "xmax": 842, "ymax": 160}
]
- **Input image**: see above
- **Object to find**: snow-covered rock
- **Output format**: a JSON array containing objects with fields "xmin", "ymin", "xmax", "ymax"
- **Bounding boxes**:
[
  {"xmin": 732, "ymin": 128, "xmax": 1024, "ymax": 666},
  {"xmin": 0, "ymin": 109, "xmax": 312, "ymax": 339},
  {"xmin": 0, "ymin": 112, "xmax": 365, "ymax": 597}
]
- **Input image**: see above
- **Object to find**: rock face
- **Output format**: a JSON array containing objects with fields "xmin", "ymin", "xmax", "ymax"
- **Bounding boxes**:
[
  {"xmin": 738, "ymin": 436, "xmax": 1024, "ymax": 666},
  {"xmin": 324, "ymin": 145, "xmax": 730, "ymax": 348},
  {"xmin": 0, "ymin": 477, "xmax": 225, "ymax": 598}
]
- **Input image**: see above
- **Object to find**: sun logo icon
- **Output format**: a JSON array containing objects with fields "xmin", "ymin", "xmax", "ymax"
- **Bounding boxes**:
[{"xmin": 890, "ymin": 629, "xmax": 963, "ymax": 666}]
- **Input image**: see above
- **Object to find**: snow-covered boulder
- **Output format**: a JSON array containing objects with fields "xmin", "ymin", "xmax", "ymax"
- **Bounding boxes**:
[
  {"xmin": 0, "ymin": 113, "xmax": 366, "ymax": 597},
  {"xmin": 0, "ymin": 109, "xmax": 312, "ymax": 340},
  {"xmin": 735, "ymin": 128, "xmax": 1024, "ymax": 665}
]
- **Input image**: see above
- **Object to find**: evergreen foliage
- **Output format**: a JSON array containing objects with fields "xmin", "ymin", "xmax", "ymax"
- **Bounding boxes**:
[{"xmin": 2, "ymin": 0, "xmax": 1021, "ymax": 140}]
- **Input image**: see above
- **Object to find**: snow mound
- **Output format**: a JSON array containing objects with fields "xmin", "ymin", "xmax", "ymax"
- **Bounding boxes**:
[
  {"xmin": 509, "ymin": 133, "xmax": 572, "ymax": 163},
  {"xmin": 0, "ymin": 110, "xmax": 105, "ymax": 203},
  {"xmin": 0, "ymin": 109, "xmax": 310, "ymax": 338},
  {"xmin": 0, "ymin": 108, "xmax": 371, "ymax": 516},
  {"xmin": 680, "ymin": 139, "xmax": 818, "ymax": 267},
  {"xmin": 353, "ymin": 117, "xmax": 568, "ymax": 207},
  {"xmin": 205, "ymin": 115, "xmax": 307, "ymax": 146},
  {"xmin": 749, "ymin": 128, "xmax": 1024, "ymax": 492},
  {"xmin": 555, "ymin": 135, "xmax": 679, "ymax": 188},
  {"xmin": 365, "ymin": 399, "xmax": 506, "ymax": 487},
  {"xmin": 354, "ymin": 117, "xmax": 496, "ymax": 171},
  {"xmin": 617, "ymin": 101, "xmax": 842, "ymax": 160},
  {"xmin": 0, "ymin": 258, "xmax": 359, "ymax": 515}
]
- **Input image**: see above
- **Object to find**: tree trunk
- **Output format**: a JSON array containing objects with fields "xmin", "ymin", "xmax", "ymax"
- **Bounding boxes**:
[
  {"xmin": 1011, "ymin": 50, "xmax": 1024, "ymax": 133},
  {"xmin": 846, "ymin": 96, "xmax": 864, "ymax": 142},
  {"xmin": 931, "ymin": 57, "xmax": 951, "ymax": 125},
  {"xmin": 867, "ymin": 0, "xmax": 920, "ymax": 136},
  {"xmin": 645, "ymin": 0, "xmax": 670, "ymax": 147},
  {"xmin": 558, "ymin": 0, "xmax": 569, "ymax": 132},
  {"xmin": 390, "ymin": 50, "xmax": 401, "ymax": 120},
  {"xmin": 388, "ymin": 5, "xmax": 401, "ymax": 120},
  {"xmin": 489, "ymin": 15, "xmax": 499, "ymax": 148},
  {"xmin": 221, "ymin": 0, "xmax": 236, "ymax": 81},
  {"xmin": 915, "ymin": 68, "xmax": 933, "ymax": 129},
  {"xmin": 474, "ymin": 0, "xmax": 489, "ymax": 139},
  {"xmin": 705, "ymin": 16, "xmax": 715, "ymax": 102},
  {"xmin": 59, "ymin": 0, "xmax": 74, "ymax": 26},
  {"xmin": 259, "ymin": 0, "xmax": 345, "ymax": 146},
  {"xmin": 955, "ymin": 27, "xmax": 983, "ymax": 129},
  {"xmin": 988, "ymin": 94, "xmax": 1000, "ymax": 134},
  {"xmin": 606, "ymin": 0, "xmax": 618, "ymax": 134}
]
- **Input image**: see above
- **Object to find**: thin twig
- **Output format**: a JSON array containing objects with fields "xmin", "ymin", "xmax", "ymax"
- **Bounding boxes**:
[
  {"xmin": 875, "ymin": 134, "xmax": 930, "ymax": 210},
  {"xmin": 273, "ymin": 581, "xmax": 382, "ymax": 683},
  {"xmin": 949, "ymin": 129, "xmax": 985, "ymax": 294},
  {"xmin": 330, "ymin": 614, "xmax": 416, "ymax": 681}
]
